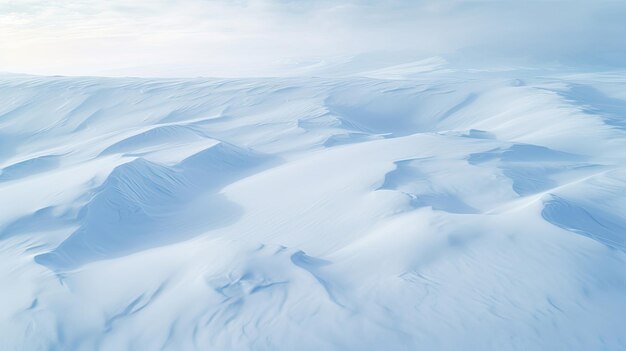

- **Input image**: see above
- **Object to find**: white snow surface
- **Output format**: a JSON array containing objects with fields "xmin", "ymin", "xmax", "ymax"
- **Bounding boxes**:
[{"xmin": 1, "ymin": 68, "xmax": 626, "ymax": 350}]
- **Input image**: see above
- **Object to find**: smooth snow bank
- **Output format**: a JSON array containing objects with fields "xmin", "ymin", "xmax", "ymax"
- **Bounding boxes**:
[{"xmin": 1, "ymin": 69, "xmax": 626, "ymax": 350}]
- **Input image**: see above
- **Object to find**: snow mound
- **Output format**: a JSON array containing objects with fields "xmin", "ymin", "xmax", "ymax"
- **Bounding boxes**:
[{"xmin": 35, "ymin": 142, "xmax": 272, "ymax": 270}]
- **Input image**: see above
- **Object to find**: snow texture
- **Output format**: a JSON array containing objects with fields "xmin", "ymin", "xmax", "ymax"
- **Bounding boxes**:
[{"xmin": 1, "ymin": 65, "xmax": 626, "ymax": 350}]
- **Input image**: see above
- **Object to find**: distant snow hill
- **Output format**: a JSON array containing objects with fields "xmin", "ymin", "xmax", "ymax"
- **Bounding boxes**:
[{"xmin": 1, "ymin": 69, "xmax": 626, "ymax": 350}]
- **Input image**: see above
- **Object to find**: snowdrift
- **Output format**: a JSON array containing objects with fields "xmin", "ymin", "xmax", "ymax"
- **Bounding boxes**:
[{"xmin": 1, "ymin": 69, "xmax": 626, "ymax": 350}]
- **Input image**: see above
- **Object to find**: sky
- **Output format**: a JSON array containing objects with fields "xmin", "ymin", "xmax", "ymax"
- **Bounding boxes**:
[{"xmin": 1, "ymin": 0, "xmax": 626, "ymax": 77}]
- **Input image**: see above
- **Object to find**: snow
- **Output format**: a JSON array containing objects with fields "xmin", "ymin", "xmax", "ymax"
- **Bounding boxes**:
[{"xmin": 1, "ymin": 66, "xmax": 626, "ymax": 350}]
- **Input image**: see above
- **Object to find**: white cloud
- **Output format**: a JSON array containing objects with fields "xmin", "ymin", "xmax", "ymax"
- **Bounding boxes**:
[{"xmin": 1, "ymin": 0, "xmax": 625, "ymax": 77}]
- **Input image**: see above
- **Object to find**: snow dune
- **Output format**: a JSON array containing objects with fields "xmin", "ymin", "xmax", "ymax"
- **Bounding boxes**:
[{"xmin": 1, "ymin": 69, "xmax": 626, "ymax": 350}]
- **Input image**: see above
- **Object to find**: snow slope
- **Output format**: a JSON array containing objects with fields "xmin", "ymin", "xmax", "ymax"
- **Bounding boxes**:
[{"xmin": 1, "ymin": 68, "xmax": 626, "ymax": 350}]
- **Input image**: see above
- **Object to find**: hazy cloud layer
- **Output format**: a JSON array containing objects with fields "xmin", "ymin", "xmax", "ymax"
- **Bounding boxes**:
[{"xmin": 1, "ymin": 0, "xmax": 625, "ymax": 76}]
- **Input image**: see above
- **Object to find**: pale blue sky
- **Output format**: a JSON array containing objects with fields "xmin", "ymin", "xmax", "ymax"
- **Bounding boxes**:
[{"xmin": 1, "ymin": 0, "xmax": 625, "ymax": 76}]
